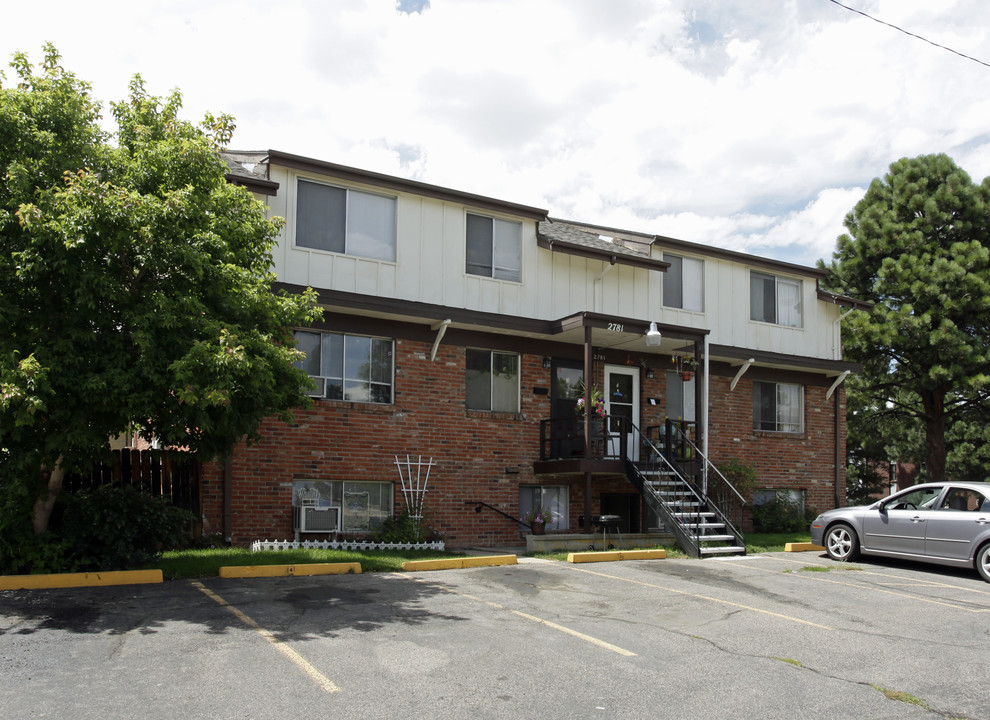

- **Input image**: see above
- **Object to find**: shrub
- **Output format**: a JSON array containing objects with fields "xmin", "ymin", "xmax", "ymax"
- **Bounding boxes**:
[
  {"xmin": 752, "ymin": 492, "xmax": 807, "ymax": 533},
  {"xmin": 57, "ymin": 485, "xmax": 194, "ymax": 571},
  {"xmin": 373, "ymin": 508, "xmax": 444, "ymax": 544}
]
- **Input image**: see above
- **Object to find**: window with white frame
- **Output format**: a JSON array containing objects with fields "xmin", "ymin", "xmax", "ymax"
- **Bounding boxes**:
[
  {"xmin": 466, "ymin": 349, "xmax": 519, "ymax": 412},
  {"xmin": 753, "ymin": 381, "xmax": 803, "ymax": 433},
  {"xmin": 519, "ymin": 485, "xmax": 568, "ymax": 531},
  {"xmin": 293, "ymin": 480, "xmax": 393, "ymax": 532},
  {"xmin": 662, "ymin": 254, "xmax": 704, "ymax": 311},
  {"xmin": 465, "ymin": 213, "xmax": 522, "ymax": 282},
  {"xmin": 294, "ymin": 330, "xmax": 393, "ymax": 403},
  {"xmin": 750, "ymin": 271, "xmax": 802, "ymax": 327},
  {"xmin": 295, "ymin": 179, "xmax": 397, "ymax": 262}
]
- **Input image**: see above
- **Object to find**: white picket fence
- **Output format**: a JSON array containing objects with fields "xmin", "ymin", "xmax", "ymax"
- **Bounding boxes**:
[{"xmin": 250, "ymin": 538, "xmax": 445, "ymax": 553}]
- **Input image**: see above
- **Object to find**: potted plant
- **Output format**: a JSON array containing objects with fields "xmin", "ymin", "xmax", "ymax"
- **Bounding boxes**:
[
  {"xmin": 575, "ymin": 384, "xmax": 606, "ymax": 418},
  {"xmin": 521, "ymin": 506, "xmax": 553, "ymax": 534},
  {"xmin": 674, "ymin": 355, "xmax": 698, "ymax": 381}
]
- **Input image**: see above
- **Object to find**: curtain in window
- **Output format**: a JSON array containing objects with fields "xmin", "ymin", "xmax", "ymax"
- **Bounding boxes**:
[
  {"xmin": 666, "ymin": 371, "xmax": 696, "ymax": 422},
  {"xmin": 491, "ymin": 352, "xmax": 519, "ymax": 412},
  {"xmin": 776, "ymin": 278, "xmax": 802, "ymax": 328},
  {"xmin": 682, "ymin": 257, "xmax": 704, "ymax": 311},
  {"xmin": 493, "ymin": 219, "xmax": 521, "ymax": 281},
  {"xmin": 776, "ymin": 383, "xmax": 802, "ymax": 432},
  {"xmin": 348, "ymin": 190, "xmax": 396, "ymax": 262}
]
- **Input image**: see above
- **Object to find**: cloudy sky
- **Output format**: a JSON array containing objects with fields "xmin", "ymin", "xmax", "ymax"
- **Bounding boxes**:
[{"xmin": 4, "ymin": 0, "xmax": 990, "ymax": 266}]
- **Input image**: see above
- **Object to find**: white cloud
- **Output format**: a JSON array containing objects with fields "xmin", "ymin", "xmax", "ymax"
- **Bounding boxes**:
[{"xmin": 4, "ymin": 0, "xmax": 990, "ymax": 267}]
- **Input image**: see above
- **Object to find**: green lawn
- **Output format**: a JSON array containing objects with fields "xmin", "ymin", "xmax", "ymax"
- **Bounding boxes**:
[
  {"xmin": 745, "ymin": 532, "xmax": 812, "ymax": 553},
  {"xmin": 151, "ymin": 547, "xmax": 461, "ymax": 580},
  {"xmin": 151, "ymin": 532, "xmax": 815, "ymax": 579}
]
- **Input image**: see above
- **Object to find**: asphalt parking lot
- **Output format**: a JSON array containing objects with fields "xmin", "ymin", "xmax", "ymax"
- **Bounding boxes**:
[{"xmin": 2, "ymin": 551, "xmax": 989, "ymax": 720}]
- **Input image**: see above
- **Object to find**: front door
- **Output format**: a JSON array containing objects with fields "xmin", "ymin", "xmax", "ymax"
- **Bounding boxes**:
[{"xmin": 604, "ymin": 365, "xmax": 639, "ymax": 461}]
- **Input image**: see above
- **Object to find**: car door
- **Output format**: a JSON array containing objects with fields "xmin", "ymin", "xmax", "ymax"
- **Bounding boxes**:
[
  {"xmin": 924, "ymin": 487, "xmax": 990, "ymax": 561},
  {"xmin": 861, "ymin": 486, "xmax": 943, "ymax": 557}
]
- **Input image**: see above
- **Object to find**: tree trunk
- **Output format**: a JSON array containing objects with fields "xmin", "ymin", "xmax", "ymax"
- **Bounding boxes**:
[
  {"xmin": 31, "ymin": 458, "xmax": 65, "ymax": 536},
  {"xmin": 922, "ymin": 390, "xmax": 947, "ymax": 482}
]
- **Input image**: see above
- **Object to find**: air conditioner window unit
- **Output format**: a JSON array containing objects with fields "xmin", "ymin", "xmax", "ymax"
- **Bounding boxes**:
[{"xmin": 293, "ymin": 505, "xmax": 340, "ymax": 533}]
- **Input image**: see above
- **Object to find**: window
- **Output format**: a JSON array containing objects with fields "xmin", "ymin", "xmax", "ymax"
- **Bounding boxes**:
[
  {"xmin": 466, "ymin": 213, "xmax": 522, "ymax": 281},
  {"xmin": 293, "ymin": 480, "xmax": 393, "ymax": 532},
  {"xmin": 750, "ymin": 271, "xmax": 802, "ymax": 327},
  {"xmin": 753, "ymin": 381, "xmax": 803, "ymax": 433},
  {"xmin": 938, "ymin": 487, "xmax": 987, "ymax": 512},
  {"xmin": 294, "ymin": 330, "xmax": 393, "ymax": 403},
  {"xmin": 295, "ymin": 179, "xmax": 396, "ymax": 262},
  {"xmin": 662, "ymin": 254, "xmax": 704, "ymax": 311},
  {"xmin": 665, "ymin": 371, "xmax": 696, "ymax": 422},
  {"xmin": 519, "ymin": 485, "xmax": 568, "ymax": 531},
  {"xmin": 466, "ymin": 349, "xmax": 519, "ymax": 412}
]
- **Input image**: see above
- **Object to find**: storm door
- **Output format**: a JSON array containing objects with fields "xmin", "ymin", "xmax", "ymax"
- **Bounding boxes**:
[{"xmin": 604, "ymin": 364, "xmax": 639, "ymax": 461}]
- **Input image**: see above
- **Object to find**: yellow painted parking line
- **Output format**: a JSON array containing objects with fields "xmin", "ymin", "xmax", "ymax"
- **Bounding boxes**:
[
  {"xmin": 566, "ymin": 565, "xmax": 834, "ymax": 630},
  {"xmin": 399, "ymin": 576, "xmax": 637, "ymax": 657},
  {"xmin": 191, "ymin": 581, "xmax": 340, "ymax": 694}
]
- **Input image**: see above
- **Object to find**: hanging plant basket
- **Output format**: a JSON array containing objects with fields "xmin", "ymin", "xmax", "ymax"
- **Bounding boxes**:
[{"xmin": 679, "ymin": 371, "xmax": 694, "ymax": 381}]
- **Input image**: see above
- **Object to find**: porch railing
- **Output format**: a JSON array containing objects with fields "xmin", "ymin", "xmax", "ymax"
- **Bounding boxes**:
[{"xmin": 538, "ymin": 414, "xmax": 628, "ymax": 461}]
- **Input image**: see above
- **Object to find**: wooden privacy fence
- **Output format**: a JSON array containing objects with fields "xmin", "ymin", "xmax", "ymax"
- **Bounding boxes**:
[{"xmin": 63, "ymin": 449, "xmax": 201, "ymax": 516}]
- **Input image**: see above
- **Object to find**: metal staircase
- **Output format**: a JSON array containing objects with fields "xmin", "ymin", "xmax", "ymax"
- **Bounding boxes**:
[{"xmin": 624, "ymin": 420, "xmax": 746, "ymax": 558}]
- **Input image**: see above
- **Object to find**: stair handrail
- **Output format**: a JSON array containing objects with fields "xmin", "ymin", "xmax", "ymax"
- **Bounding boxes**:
[
  {"xmin": 661, "ymin": 420, "xmax": 747, "ymax": 548},
  {"xmin": 623, "ymin": 423, "xmax": 707, "ymax": 557}
]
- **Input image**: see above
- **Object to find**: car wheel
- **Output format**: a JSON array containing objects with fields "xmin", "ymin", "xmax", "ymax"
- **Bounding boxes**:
[
  {"xmin": 824, "ymin": 523, "xmax": 859, "ymax": 562},
  {"xmin": 976, "ymin": 543, "xmax": 990, "ymax": 583}
]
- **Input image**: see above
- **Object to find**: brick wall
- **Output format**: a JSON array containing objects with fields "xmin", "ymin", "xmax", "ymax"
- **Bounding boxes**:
[{"xmin": 200, "ymin": 340, "xmax": 845, "ymax": 546}]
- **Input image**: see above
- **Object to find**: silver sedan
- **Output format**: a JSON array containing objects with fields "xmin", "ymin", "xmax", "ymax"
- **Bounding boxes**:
[{"xmin": 810, "ymin": 481, "xmax": 990, "ymax": 582}]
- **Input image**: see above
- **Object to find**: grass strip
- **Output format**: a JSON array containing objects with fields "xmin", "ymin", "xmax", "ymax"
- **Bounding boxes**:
[{"xmin": 152, "ymin": 547, "xmax": 462, "ymax": 580}]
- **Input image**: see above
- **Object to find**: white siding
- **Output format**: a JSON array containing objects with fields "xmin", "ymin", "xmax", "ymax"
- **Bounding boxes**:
[{"xmin": 269, "ymin": 163, "xmax": 843, "ymax": 362}]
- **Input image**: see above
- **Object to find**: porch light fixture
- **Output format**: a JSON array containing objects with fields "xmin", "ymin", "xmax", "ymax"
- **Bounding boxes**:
[
  {"xmin": 646, "ymin": 368, "xmax": 655, "ymax": 379},
  {"xmin": 644, "ymin": 322, "xmax": 662, "ymax": 347},
  {"xmin": 542, "ymin": 356, "xmax": 551, "ymax": 369}
]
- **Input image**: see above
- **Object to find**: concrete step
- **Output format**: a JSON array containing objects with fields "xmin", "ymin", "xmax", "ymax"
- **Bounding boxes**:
[
  {"xmin": 692, "ymin": 534, "xmax": 736, "ymax": 543},
  {"xmin": 699, "ymin": 545, "xmax": 746, "ymax": 556}
]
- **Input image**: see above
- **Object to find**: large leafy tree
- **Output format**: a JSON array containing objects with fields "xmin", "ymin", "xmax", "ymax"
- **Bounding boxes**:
[
  {"xmin": 0, "ymin": 45, "xmax": 320, "ymax": 542},
  {"xmin": 825, "ymin": 153, "xmax": 990, "ymax": 484}
]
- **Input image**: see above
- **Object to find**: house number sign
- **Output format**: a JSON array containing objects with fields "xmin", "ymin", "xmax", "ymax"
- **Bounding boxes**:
[{"xmin": 607, "ymin": 323, "xmax": 624, "ymax": 332}]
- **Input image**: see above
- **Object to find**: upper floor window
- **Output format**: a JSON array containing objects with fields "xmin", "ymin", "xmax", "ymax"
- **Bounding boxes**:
[
  {"xmin": 295, "ymin": 179, "xmax": 396, "ymax": 262},
  {"xmin": 466, "ymin": 213, "xmax": 521, "ymax": 282},
  {"xmin": 466, "ymin": 349, "xmax": 519, "ymax": 412},
  {"xmin": 294, "ymin": 330, "xmax": 393, "ymax": 403},
  {"xmin": 753, "ymin": 381, "xmax": 803, "ymax": 433},
  {"xmin": 750, "ymin": 271, "xmax": 802, "ymax": 327},
  {"xmin": 662, "ymin": 254, "xmax": 704, "ymax": 311}
]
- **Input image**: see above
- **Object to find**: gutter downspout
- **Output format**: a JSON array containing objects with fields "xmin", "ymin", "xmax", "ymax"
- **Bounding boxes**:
[
  {"xmin": 223, "ymin": 453, "xmax": 233, "ymax": 545},
  {"xmin": 835, "ymin": 390, "xmax": 843, "ymax": 509},
  {"xmin": 700, "ymin": 337, "xmax": 709, "ymax": 494},
  {"xmin": 584, "ymin": 324, "xmax": 594, "ymax": 535}
]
